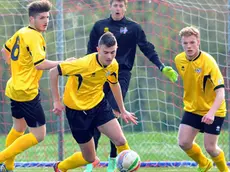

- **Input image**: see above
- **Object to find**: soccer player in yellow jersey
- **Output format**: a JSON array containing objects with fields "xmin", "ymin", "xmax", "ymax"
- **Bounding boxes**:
[
  {"xmin": 175, "ymin": 26, "xmax": 229, "ymax": 172},
  {"xmin": 50, "ymin": 32, "xmax": 137, "ymax": 172},
  {"xmin": 0, "ymin": 1, "xmax": 68, "ymax": 172}
]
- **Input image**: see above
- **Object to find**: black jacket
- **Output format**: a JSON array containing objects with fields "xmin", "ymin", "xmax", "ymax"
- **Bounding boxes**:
[{"xmin": 87, "ymin": 16, "xmax": 164, "ymax": 71}]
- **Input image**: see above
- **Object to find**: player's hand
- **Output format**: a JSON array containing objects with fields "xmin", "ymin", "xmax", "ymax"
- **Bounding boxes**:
[
  {"xmin": 112, "ymin": 109, "xmax": 121, "ymax": 118},
  {"xmin": 120, "ymin": 110, "xmax": 138, "ymax": 125},
  {"xmin": 65, "ymin": 57, "xmax": 76, "ymax": 62},
  {"xmin": 201, "ymin": 113, "xmax": 215, "ymax": 125},
  {"xmin": 162, "ymin": 66, "xmax": 178, "ymax": 83},
  {"xmin": 53, "ymin": 101, "xmax": 64, "ymax": 115}
]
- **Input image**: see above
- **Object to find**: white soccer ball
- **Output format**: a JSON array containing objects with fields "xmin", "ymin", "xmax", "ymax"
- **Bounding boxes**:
[{"xmin": 116, "ymin": 150, "xmax": 141, "ymax": 172}]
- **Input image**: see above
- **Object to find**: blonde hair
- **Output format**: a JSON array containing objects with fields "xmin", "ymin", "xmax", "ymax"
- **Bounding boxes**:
[{"xmin": 179, "ymin": 26, "xmax": 200, "ymax": 39}]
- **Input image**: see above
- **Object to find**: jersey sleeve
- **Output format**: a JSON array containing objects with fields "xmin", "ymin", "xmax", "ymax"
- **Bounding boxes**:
[
  {"xmin": 58, "ymin": 58, "xmax": 86, "ymax": 76},
  {"xmin": 107, "ymin": 61, "xmax": 119, "ymax": 84},
  {"xmin": 209, "ymin": 60, "xmax": 224, "ymax": 90},
  {"xmin": 4, "ymin": 34, "xmax": 17, "ymax": 53},
  {"xmin": 28, "ymin": 34, "xmax": 46, "ymax": 66}
]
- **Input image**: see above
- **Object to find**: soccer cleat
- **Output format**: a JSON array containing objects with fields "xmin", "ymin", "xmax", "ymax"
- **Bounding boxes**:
[
  {"xmin": 83, "ymin": 157, "xmax": 100, "ymax": 172},
  {"xmin": 92, "ymin": 156, "xmax": 100, "ymax": 167},
  {"xmin": 107, "ymin": 157, "xmax": 116, "ymax": 172},
  {"xmin": 84, "ymin": 163, "xmax": 93, "ymax": 172},
  {"xmin": 53, "ymin": 162, "xmax": 61, "ymax": 172},
  {"xmin": 0, "ymin": 164, "xmax": 13, "ymax": 172},
  {"xmin": 197, "ymin": 159, "xmax": 213, "ymax": 172}
]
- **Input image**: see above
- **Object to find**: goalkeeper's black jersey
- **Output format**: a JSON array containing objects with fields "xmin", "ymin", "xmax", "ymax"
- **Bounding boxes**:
[{"xmin": 87, "ymin": 16, "xmax": 164, "ymax": 71}]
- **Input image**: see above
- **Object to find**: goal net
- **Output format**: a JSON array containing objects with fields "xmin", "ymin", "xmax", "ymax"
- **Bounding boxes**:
[{"xmin": 0, "ymin": 0, "xmax": 229, "ymax": 169}]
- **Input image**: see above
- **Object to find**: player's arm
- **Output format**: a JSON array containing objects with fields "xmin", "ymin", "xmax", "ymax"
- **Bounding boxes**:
[
  {"xmin": 136, "ymin": 24, "xmax": 178, "ymax": 82},
  {"xmin": 109, "ymin": 82, "xmax": 137, "ymax": 125},
  {"xmin": 35, "ymin": 59, "xmax": 61, "ymax": 70},
  {"xmin": 1, "ymin": 46, "xmax": 11, "ymax": 64},
  {"xmin": 209, "ymin": 87, "xmax": 225, "ymax": 114},
  {"xmin": 202, "ymin": 61, "xmax": 225, "ymax": 124},
  {"xmin": 49, "ymin": 65, "xmax": 64, "ymax": 115},
  {"xmin": 201, "ymin": 87, "xmax": 225, "ymax": 124},
  {"xmin": 36, "ymin": 58, "xmax": 76, "ymax": 70},
  {"xmin": 87, "ymin": 23, "xmax": 100, "ymax": 54}
]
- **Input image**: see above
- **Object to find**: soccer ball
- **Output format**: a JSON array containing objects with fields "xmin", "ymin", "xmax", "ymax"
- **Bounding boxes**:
[{"xmin": 116, "ymin": 150, "xmax": 141, "ymax": 172}]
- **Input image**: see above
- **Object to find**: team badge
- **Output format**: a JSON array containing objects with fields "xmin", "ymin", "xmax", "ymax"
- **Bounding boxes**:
[
  {"xmin": 104, "ymin": 27, "xmax": 109, "ymax": 32},
  {"xmin": 106, "ymin": 71, "xmax": 111, "ymax": 77},
  {"xmin": 218, "ymin": 78, "xmax": 222, "ymax": 84},
  {"xmin": 181, "ymin": 66, "xmax": 185, "ymax": 71},
  {"xmin": 120, "ymin": 27, "xmax": 128, "ymax": 34},
  {"xmin": 195, "ymin": 68, "xmax": 201, "ymax": 73}
]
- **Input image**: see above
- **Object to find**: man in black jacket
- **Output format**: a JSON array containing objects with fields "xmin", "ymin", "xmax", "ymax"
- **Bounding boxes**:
[{"xmin": 85, "ymin": 0, "xmax": 178, "ymax": 171}]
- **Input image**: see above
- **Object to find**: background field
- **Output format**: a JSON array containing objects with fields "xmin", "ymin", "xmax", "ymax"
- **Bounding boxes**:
[
  {"xmin": 0, "ymin": 0, "xmax": 229, "ymax": 171},
  {"xmin": 10, "ymin": 167, "xmax": 220, "ymax": 172}
]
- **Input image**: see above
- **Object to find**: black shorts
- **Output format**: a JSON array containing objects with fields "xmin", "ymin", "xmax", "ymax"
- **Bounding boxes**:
[
  {"xmin": 66, "ymin": 98, "xmax": 115, "ymax": 144},
  {"xmin": 11, "ymin": 93, "xmax": 46, "ymax": 128},
  {"xmin": 104, "ymin": 70, "xmax": 131, "ymax": 112},
  {"xmin": 181, "ymin": 111, "xmax": 225, "ymax": 135}
]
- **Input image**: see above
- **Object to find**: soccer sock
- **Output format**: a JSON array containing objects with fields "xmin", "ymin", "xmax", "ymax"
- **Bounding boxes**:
[
  {"xmin": 4, "ymin": 128, "xmax": 24, "ymax": 170},
  {"xmin": 116, "ymin": 142, "xmax": 130, "ymax": 154},
  {"xmin": 211, "ymin": 150, "xmax": 229, "ymax": 171},
  {"xmin": 58, "ymin": 152, "xmax": 89, "ymax": 171},
  {"xmin": 185, "ymin": 143, "xmax": 208, "ymax": 168},
  {"xmin": 110, "ymin": 140, "xmax": 117, "ymax": 158},
  {"xmin": 0, "ymin": 133, "xmax": 38, "ymax": 163}
]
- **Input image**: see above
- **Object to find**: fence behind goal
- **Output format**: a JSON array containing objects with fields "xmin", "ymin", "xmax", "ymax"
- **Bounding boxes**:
[{"xmin": 0, "ymin": 0, "xmax": 229, "ymax": 169}]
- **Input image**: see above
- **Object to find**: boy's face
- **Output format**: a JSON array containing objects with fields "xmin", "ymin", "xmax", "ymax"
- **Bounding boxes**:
[
  {"xmin": 110, "ymin": 0, "xmax": 126, "ymax": 21},
  {"xmin": 97, "ymin": 44, "xmax": 117, "ymax": 66},
  {"xmin": 181, "ymin": 35, "xmax": 200, "ymax": 60},
  {"xmin": 30, "ymin": 12, "xmax": 49, "ymax": 32}
]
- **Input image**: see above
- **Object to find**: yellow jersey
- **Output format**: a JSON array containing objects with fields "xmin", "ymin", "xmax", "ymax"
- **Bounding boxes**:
[
  {"xmin": 4, "ymin": 26, "xmax": 46, "ymax": 101},
  {"xmin": 175, "ymin": 51, "xmax": 226, "ymax": 117},
  {"xmin": 58, "ymin": 53, "xmax": 118, "ymax": 110}
]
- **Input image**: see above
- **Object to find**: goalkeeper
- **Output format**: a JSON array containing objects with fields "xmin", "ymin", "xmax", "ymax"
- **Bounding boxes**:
[
  {"xmin": 176, "ymin": 26, "xmax": 229, "ymax": 172},
  {"xmin": 86, "ymin": 0, "xmax": 178, "ymax": 171}
]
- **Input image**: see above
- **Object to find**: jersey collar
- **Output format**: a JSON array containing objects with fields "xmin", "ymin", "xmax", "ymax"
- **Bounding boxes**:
[
  {"xmin": 109, "ymin": 15, "xmax": 126, "ymax": 23},
  {"xmin": 187, "ymin": 51, "xmax": 201, "ymax": 61},
  {"xmin": 96, "ymin": 54, "xmax": 108, "ymax": 68}
]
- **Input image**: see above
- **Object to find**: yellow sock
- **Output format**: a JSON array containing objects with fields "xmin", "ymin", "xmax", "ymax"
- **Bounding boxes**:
[
  {"xmin": 116, "ymin": 142, "xmax": 130, "ymax": 154},
  {"xmin": 58, "ymin": 152, "xmax": 89, "ymax": 171},
  {"xmin": 5, "ymin": 128, "xmax": 24, "ymax": 170},
  {"xmin": 185, "ymin": 143, "xmax": 208, "ymax": 168},
  {"xmin": 0, "ymin": 133, "xmax": 38, "ymax": 163},
  {"xmin": 211, "ymin": 150, "xmax": 229, "ymax": 171}
]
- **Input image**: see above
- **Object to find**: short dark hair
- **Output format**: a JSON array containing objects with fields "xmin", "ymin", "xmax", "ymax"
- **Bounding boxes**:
[
  {"xmin": 27, "ymin": 0, "xmax": 52, "ymax": 17},
  {"xmin": 98, "ymin": 32, "xmax": 117, "ymax": 47},
  {"xmin": 110, "ymin": 0, "xmax": 128, "ymax": 6}
]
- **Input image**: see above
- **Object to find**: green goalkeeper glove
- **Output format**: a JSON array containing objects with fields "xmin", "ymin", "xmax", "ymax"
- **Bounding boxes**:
[{"xmin": 162, "ymin": 66, "xmax": 178, "ymax": 83}]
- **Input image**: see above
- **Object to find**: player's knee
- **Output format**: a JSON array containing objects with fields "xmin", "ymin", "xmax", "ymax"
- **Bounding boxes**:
[
  {"xmin": 204, "ymin": 144, "xmax": 217, "ymax": 155},
  {"xmin": 113, "ymin": 137, "xmax": 126, "ymax": 146},
  {"xmin": 34, "ymin": 133, "xmax": 46, "ymax": 142},
  {"xmin": 178, "ymin": 140, "xmax": 192, "ymax": 150}
]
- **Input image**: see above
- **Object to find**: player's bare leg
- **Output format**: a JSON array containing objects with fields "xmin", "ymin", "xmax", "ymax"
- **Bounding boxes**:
[
  {"xmin": 178, "ymin": 124, "xmax": 212, "ymax": 171},
  {"xmin": 204, "ymin": 133, "xmax": 229, "ymax": 171}
]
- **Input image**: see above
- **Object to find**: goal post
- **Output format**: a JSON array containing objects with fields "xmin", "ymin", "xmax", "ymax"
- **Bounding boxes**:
[{"xmin": 0, "ymin": 0, "xmax": 229, "ymax": 169}]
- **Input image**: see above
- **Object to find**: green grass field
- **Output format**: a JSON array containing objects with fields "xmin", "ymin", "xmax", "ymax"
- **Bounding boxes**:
[
  {"xmin": 12, "ymin": 167, "xmax": 220, "ymax": 172},
  {"xmin": 0, "ymin": 131, "xmax": 228, "ymax": 171}
]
